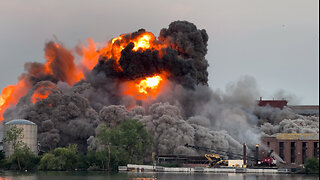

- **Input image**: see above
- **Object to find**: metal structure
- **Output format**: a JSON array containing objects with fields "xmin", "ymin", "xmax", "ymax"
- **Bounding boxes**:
[
  {"xmin": 3, "ymin": 119, "xmax": 38, "ymax": 157},
  {"xmin": 243, "ymin": 143, "xmax": 247, "ymax": 167},
  {"xmin": 204, "ymin": 154, "xmax": 222, "ymax": 167}
]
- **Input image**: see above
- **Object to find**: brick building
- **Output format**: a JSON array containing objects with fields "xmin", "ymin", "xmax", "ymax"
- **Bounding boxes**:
[
  {"xmin": 261, "ymin": 133, "xmax": 319, "ymax": 166},
  {"xmin": 258, "ymin": 98, "xmax": 288, "ymax": 110},
  {"xmin": 288, "ymin": 105, "xmax": 319, "ymax": 116},
  {"xmin": 258, "ymin": 98, "xmax": 319, "ymax": 116}
]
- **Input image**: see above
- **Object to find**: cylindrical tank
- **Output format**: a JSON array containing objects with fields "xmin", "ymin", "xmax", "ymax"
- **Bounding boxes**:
[{"xmin": 3, "ymin": 119, "xmax": 37, "ymax": 157}]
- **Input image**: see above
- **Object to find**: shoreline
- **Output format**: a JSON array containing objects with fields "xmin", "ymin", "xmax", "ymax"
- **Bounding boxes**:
[{"xmin": 119, "ymin": 164, "xmax": 305, "ymax": 174}]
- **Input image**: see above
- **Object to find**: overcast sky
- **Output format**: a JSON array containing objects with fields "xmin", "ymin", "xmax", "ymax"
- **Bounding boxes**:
[{"xmin": 0, "ymin": 0, "xmax": 319, "ymax": 105}]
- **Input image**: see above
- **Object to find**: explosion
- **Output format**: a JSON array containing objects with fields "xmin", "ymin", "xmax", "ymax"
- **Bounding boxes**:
[
  {"xmin": 137, "ymin": 75, "xmax": 163, "ymax": 94},
  {"xmin": 122, "ymin": 74, "xmax": 167, "ymax": 101},
  {"xmin": 0, "ymin": 28, "xmax": 172, "ymax": 120},
  {"xmin": 1, "ymin": 21, "xmax": 316, "ymax": 155},
  {"xmin": 104, "ymin": 31, "xmax": 167, "ymax": 64},
  {"xmin": 31, "ymin": 82, "xmax": 57, "ymax": 104},
  {"xmin": 0, "ymin": 79, "xmax": 30, "ymax": 121}
]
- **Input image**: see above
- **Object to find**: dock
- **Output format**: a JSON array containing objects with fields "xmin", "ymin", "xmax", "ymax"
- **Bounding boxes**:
[{"xmin": 119, "ymin": 164, "xmax": 292, "ymax": 174}]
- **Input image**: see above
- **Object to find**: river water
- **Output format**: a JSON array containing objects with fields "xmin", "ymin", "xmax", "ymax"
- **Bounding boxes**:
[{"xmin": 0, "ymin": 171, "xmax": 318, "ymax": 180}]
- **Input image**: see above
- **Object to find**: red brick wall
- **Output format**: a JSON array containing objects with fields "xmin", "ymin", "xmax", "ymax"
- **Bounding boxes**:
[{"xmin": 261, "ymin": 137, "xmax": 319, "ymax": 166}]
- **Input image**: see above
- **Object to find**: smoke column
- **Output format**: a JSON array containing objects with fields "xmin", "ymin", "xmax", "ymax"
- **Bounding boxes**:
[{"xmin": 0, "ymin": 21, "xmax": 318, "ymax": 156}]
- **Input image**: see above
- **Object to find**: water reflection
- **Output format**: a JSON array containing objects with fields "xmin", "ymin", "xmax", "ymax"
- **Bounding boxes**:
[{"xmin": 0, "ymin": 172, "xmax": 319, "ymax": 180}]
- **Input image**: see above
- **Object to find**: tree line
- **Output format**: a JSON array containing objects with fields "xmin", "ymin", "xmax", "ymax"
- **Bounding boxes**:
[{"xmin": 0, "ymin": 119, "xmax": 153, "ymax": 171}]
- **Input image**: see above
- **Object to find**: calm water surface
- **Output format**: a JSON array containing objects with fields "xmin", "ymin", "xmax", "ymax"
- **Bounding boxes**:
[{"xmin": 0, "ymin": 171, "xmax": 318, "ymax": 180}]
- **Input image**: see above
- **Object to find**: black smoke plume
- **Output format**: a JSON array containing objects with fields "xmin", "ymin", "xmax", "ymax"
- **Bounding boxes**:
[{"xmin": 2, "ymin": 21, "xmax": 318, "ymax": 156}]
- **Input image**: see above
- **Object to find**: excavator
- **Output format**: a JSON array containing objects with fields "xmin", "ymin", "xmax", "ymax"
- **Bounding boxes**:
[
  {"xmin": 184, "ymin": 144, "xmax": 228, "ymax": 167},
  {"xmin": 205, "ymin": 154, "xmax": 228, "ymax": 167}
]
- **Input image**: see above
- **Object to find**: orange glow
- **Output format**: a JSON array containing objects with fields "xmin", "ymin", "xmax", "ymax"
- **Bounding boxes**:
[
  {"xmin": 0, "ymin": 30, "xmax": 169, "ymax": 121},
  {"xmin": 79, "ymin": 38, "xmax": 106, "ymax": 71},
  {"xmin": 44, "ymin": 42, "xmax": 85, "ymax": 85},
  {"xmin": 31, "ymin": 89, "xmax": 51, "ymax": 104},
  {"xmin": 137, "ymin": 76, "xmax": 162, "ymax": 94},
  {"xmin": 0, "ymin": 86, "xmax": 15, "ymax": 110},
  {"xmin": 31, "ymin": 84, "xmax": 56, "ymax": 104},
  {"xmin": 101, "ymin": 32, "xmax": 167, "ymax": 68},
  {"xmin": 0, "ymin": 79, "xmax": 30, "ymax": 121},
  {"xmin": 44, "ymin": 62, "xmax": 53, "ymax": 75},
  {"xmin": 133, "ymin": 34, "xmax": 152, "ymax": 51},
  {"xmin": 123, "ymin": 74, "xmax": 167, "ymax": 100},
  {"xmin": 78, "ymin": 31, "xmax": 167, "ymax": 73}
]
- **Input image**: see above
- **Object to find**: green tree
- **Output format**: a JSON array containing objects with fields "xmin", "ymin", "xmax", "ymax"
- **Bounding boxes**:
[
  {"xmin": 95, "ymin": 119, "xmax": 153, "ymax": 171},
  {"xmin": 86, "ymin": 150, "xmax": 109, "ymax": 170},
  {"xmin": 0, "ymin": 150, "xmax": 6, "ymax": 169},
  {"xmin": 6, "ymin": 145, "xmax": 39, "ymax": 170},
  {"xmin": 3, "ymin": 125, "xmax": 24, "ymax": 153},
  {"xmin": 96, "ymin": 124, "xmax": 112, "ymax": 170},
  {"xmin": 75, "ymin": 153, "xmax": 89, "ymax": 170},
  {"xmin": 305, "ymin": 157, "xmax": 319, "ymax": 173},
  {"xmin": 2, "ymin": 125, "xmax": 38, "ymax": 170},
  {"xmin": 39, "ymin": 144, "xmax": 78, "ymax": 170}
]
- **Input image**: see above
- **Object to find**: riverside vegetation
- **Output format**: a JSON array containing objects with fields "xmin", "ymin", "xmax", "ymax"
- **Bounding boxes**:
[
  {"xmin": 0, "ymin": 119, "xmax": 153, "ymax": 171},
  {"xmin": 0, "ymin": 120, "xmax": 318, "ymax": 174}
]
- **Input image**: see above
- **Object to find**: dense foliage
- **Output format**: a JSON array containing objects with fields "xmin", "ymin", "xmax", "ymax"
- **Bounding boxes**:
[
  {"xmin": 0, "ymin": 119, "xmax": 153, "ymax": 171},
  {"xmin": 2, "ymin": 125, "xmax": 39, "ymax": 170},
  {"xmin": 93, "ymin": 119, "xmax": 154, "ymax": 170},
  {"xmin": 39, "ymin": 144, "xmax": 78, "ymax": 170},
  {"xmin": 304, "ymin": 157, "xmax": 319, "ymax": 174},
  {"xmin": 3, "ymin": 125, "xmax": 24, "ymax": 152},
  {"xmin": 6, "ymin": 146, "xmax": 39, "ymax": 170}
]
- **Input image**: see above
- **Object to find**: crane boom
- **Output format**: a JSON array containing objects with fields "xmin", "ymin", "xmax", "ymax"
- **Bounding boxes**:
[{"xmin": 185, "ymin": 144, "xmax": 223, "ymax": 167}]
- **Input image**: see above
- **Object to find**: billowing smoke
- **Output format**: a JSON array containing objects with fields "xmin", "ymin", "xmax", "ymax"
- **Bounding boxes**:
[
  {"xmin": 92, "ymin": 21, "xmax": 208, "ymax": 90},
  {"xmin": 159, "ymin": 21, "xmax": 209, "ymax": 85},
  {"xmin": 272, "ymin": 89, "xmax": 302, "ymax": 105},
  {"xmin": 1, "ymin": 21, "xmax": 318, "ymax": 157},
  {"xmin": 25, "ymin": 41, "xmax": 83, "ymax": 86}
]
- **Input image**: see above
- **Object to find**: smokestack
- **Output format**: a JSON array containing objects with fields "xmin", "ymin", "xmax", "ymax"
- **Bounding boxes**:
[
  {"xmin": 255, "ymin": 144, "xmax": 259, "ymax": 165},
  {"xmin": 243, "ymin": 143, "xmax": 247, "ymax": 168}
]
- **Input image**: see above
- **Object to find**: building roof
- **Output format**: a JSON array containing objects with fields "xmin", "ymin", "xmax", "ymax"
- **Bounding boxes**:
[
  {"xmin": 5, "ymin": 119, "xmax": 36, "ymax": 125},
  {"xmin": 258, "ymin": 99, "xmax": 288, "ymax": 110},
  {"xmin": 276, "ymin": 133, "xmax": 319, "ymax": 140},
  {"xmin": 288, "ymin": 105, "xmax": 319, "ymax": 116}
]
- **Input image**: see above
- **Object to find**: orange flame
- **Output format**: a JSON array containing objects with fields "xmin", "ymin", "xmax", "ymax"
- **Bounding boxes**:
[
  {"xmin": 0, "ymin": 79, "xmax": 29, "ymax": 121},
  {"xmin": 137, "ymin": 75, "xmax": 163, "ymax": 94},
  {"xmin": 31, "ymin": 82, "xmax": 57, "ymax": 104},
  {"xmin": 79, "ymin": 38, "xmax": 106, "ymax": 71},
  {"xmin": 78, "ymin": 31, "xmax": 167, "ymax": 72},
  {"xmin": 101, "ymin": 32, "xmax": 167, "ymax": 67},
  {"xmin": 123, "ymin": 74, "xmax": 166, "ymax": 100},
  {"xmin": 44, "ymin": 42, "xmax": 84, "ymax": 85},
  {"xmin": 32, "ymin": 91, "xmax": 50, "ymax": 104},
  {"xmin": 0, "ymin": 31, "xmax": 169, "ymax": 121},
  {"xmin": 31, "ymin": 89, "xmax": 51, "ymax": 104},
  {"xmin": 78, "ymin": 32, "xmax": 169, "ymax": 101}
]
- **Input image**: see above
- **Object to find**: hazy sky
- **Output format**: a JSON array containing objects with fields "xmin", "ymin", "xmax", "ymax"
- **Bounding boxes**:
[{"xmin": 0, "ymin": 0, "xmax": 319, "ymax": 105}]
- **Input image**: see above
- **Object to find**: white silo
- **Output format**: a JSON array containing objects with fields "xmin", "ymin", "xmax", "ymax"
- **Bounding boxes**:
[{"xmin": 3, "ymin": 119, "xmax": 37, "ymax": 157}]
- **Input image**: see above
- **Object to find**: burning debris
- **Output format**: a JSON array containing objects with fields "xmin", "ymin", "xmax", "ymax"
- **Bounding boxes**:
[{"xmin": 0, "ymin": 21, "xmax": 318, "ymax": 155}]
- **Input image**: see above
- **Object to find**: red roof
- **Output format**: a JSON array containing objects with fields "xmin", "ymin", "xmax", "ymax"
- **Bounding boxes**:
[{"xmin": 258, "ymin": 100, "xmax": 287, "ymax": 109}]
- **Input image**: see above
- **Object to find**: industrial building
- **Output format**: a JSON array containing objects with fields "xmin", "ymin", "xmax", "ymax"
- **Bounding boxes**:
[
  {"xmin": 261, "ymin": 133, "xmax": 319, "ymax": 166},
  {"xmin": 288, "ymin": 105, "xmax": 319, "ymax": 116},
  {"xmin": 258, "ymin": 98, "xmax": 288, "ymax": 110},
  {"xmin": 258, "ymin": 98, "xmax": 319, "ymax": 116},
  {"xmin": 3, "ymin": 119, "xmax": 38, "ymax": 157}
]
